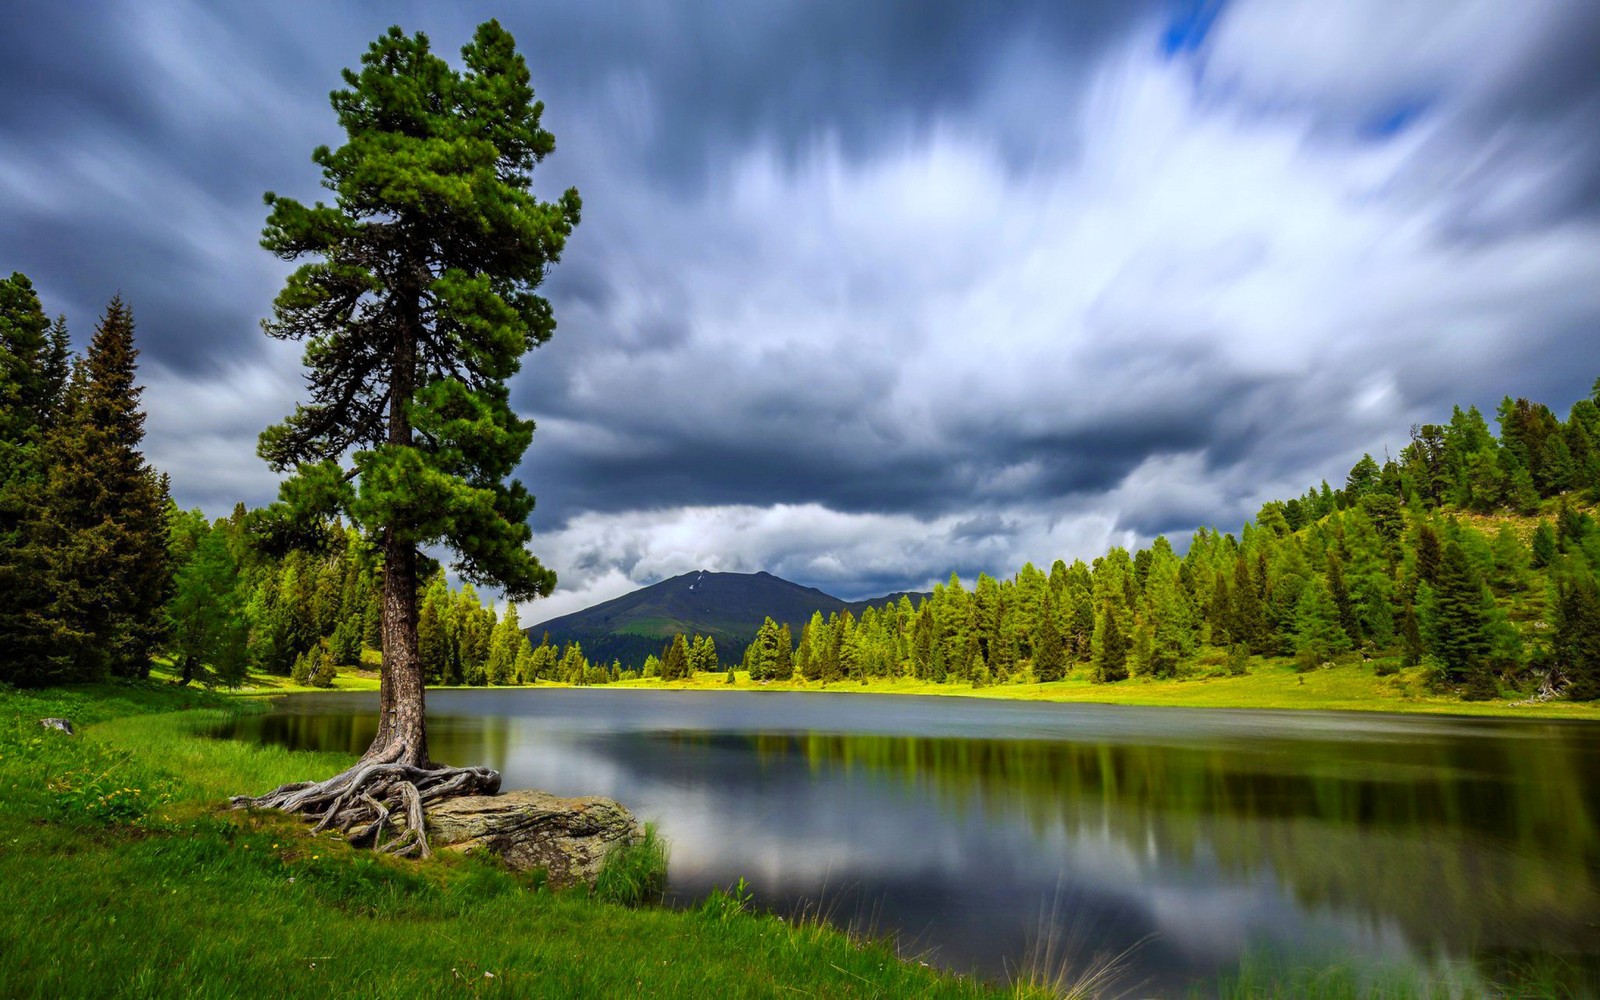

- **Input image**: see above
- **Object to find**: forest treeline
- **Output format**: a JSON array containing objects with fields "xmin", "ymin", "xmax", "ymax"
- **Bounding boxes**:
[
  {"xmin": 729, "ymin": 395, "xmax": 1600, "ymax": 700},
  {"xmin": 3, "ymin": 268, "xmax": 1599, "ymax": 700}
]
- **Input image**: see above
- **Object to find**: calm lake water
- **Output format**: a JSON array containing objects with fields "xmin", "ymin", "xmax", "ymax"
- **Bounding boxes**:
[{"xmin": 218, "ymin": 689, "xmax": 1600, "ymax": 994}]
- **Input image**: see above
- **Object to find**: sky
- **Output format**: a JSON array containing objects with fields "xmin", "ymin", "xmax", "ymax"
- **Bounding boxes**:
[{"xmin": 4, "ymin": 1, "xmax": 1600, "ymax": 624}]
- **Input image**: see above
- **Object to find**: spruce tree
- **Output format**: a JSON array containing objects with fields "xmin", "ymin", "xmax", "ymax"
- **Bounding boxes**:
[
  {"xmin": 1325, "ymin": 552, "xmax": 1359, "ymax": 644},
  {"xmin": 1230, "ymin": 555, "xmax": 1267, "ymax": 653},
  {"xmin": 774, "ymin": 624, "xmax": 793, "ymax": 680},
  {"xmin": 39, "ymin": 297, "xmax": 171, "ymax": 680},
  {"xmin": 486, "ymin": 602, "xmax": 522, "ymax": 684},
  {"xmin": 1090, "ymin": 600, "xmax": 1129, "ymax": 683},
  {"xmin": 416, "ymin": 575, "xmax": 449, "ymax": 683},
  {"xmin": 1531, "ymin": 523, "xmax": 1558, "ymax": 569},
  {"xmin": 1143, "ymin": 540, "xmax": 1194, "ymax": 677},
  {"xmin": 1032, "ymin": 590, "xmax": 1066, "ymax": 681},
  {"xmin": 1423, "ymin": 539, "xmax": 1494, "ymax": 687},
  {"xmin": 663, "ymin": 633, "xmax": 691, "ymax": 681},
  {"xmin": 1343, "ymin": 510, "xmax": 1395, "ymax": 646},
  {"xmin": 1294, "ymin": 578, "xmax": 1352, "ymax": 670},
  {"xmin": 166, "ymin": 521, "xmax": 250, "ymax": 687},
  {"xmin": 1552, "ymin": 571, "xmax": 1600, "ymax": 701},
  {"xmin": 239, "ymin": 21, "xmax": 580, "ymax": 846},
  {"xmin": 0, "ymin": 274, "xmax": 65, "ymax": 685}
]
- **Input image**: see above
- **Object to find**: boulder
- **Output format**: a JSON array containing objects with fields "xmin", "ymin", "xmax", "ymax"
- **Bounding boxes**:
[
  {"xmin": 37, "ymin": 718, "xmax": 75, "ymax": 736},
  {"xmin": 420, "ymin": 789, "xmax": 641, "ymax": 887}
]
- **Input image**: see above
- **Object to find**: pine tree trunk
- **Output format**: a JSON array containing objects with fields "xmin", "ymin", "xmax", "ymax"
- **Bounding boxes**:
[
  {"xmin": 378, "ymin": 527, "xmax": 428, "ymax": 766},
  {"xmin": 365, "ymin": 288, "xmax": 427, "ymax": 766}
]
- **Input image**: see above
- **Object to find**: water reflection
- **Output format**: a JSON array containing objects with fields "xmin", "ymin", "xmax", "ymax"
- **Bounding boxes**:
[{"xmin": 219, "ymin": 690, "xmax": 1600, "ymax": 993}]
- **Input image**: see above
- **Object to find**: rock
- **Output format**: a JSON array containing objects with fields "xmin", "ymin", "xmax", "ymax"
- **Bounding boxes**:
[
  {"xmin": 37, "ymin": 718, "xmax": 75, "ymax": 736},
  {"xmin": 420, "ymin": 789, "xmax": 642, "ymax": 887}
]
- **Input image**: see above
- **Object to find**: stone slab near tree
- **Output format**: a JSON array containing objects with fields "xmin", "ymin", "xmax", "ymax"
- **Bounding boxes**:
[{"xmin": 413, "ymin": 790, "xmax": 642, "ymax": 887}]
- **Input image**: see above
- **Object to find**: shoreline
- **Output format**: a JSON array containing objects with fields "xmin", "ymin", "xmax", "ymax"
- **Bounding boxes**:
[{"xmin": 228, "ymin": 659, "xmax": 1600, "ymax": 722}]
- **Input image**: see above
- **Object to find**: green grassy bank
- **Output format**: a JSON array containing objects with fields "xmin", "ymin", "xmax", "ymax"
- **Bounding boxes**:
[
  {"xmin": 0, "ymin": 682, "xmax": 1003, "ymax": 999},
  {"xmin": 606, "ymin": 657, "xmax": 1600, "ymax": 721},
  {"xmin": 235, "ymin": 655, "xmax": 1600, "ymax": 721}
]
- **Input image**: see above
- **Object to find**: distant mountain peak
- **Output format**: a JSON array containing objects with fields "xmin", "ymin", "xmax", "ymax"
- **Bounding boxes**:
[{"xmin": 525, "ymin": 569, "xmax": 927, "ymax": 668}]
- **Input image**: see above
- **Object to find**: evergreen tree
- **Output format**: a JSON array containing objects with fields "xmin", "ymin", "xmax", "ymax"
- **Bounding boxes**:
[
  {"xmin": 559, "ymin": 641, "xmax": 587, "ymax": 683},
  {"xmin": 417, "ymin": 575, "xmax": 449, "ymax": 683},
  {"xmin": 1399, "ymin": 598, "xmax": 1424, "ymax": 667},
  {"xmin": 1230, "ymin": 555, "xmax": 1267, "ymax": 653},
  {"xmin": 1032, "ymin": 590, "xmax": 1066, "ymax": 682},
  {"xmin": 309, "ymin": 642, "xmax": 339, "ymax": 688},
  {"xmin": 1294, "ymin": 578, "xmax": 1352, "ymax": 669},
  {"xmin": 1531, "ymin": 522, "xmax": 1558, "ymax": 569},
  {"xmin": 291, "ymin": 646, "xmax": 315, "ymax": 686},
  {"xmin": 1091, "ymin": 599, "xmax": 1129, "ymax": 683},
  {"xmin": 663, "ymin": 633, "xmax": 691, "ymax": 681},
  {"xmin": 244, "ymin": 19, "xmax": 580, "ymax": 817},
  {"xmin": 38, "ymin": 297, "xmax": 171, "ymax": 680},
  {"xmin": 486, "ymin": 602, "xmax": 522, "ymax": 684},
  {"xmin": 166, "ymin": 519, "xmax": 250, "ymax": 687},
  {"xmin": 1551, "ymin": 570, "xmax": 1600, "ymax": 701},
  {"xmin": 1325, "ymin": 552, "xmax": 1358, "ymax": 644},
  {"xmin": 1422, "ymin": 539, "xmax": 1494, "ymax": 687},
  {"xmin": 1142, "ymin": 539, "xmax": 1194, "ymax": 677},
  {"xmin": 1342, "ymin": 510, "xmax": 1395, "ymax": 646},
  {"xmin": 512, "ymin": 637, "xmax": 536, "ymax": 683},
  {"xmin": 0, "ymin": 274, "xmax": 69, "ymax": 685},
  {"xmin": 1414, "ymin": 524, "xmax": 1443, "ymax": 585},
  {"xmin": 774, "ymin": 624, "xmax": 793, "ymax": 680},
  {"xmin": 1344, "ymin": 453, "xmax": 1381, "ymax": 498}
]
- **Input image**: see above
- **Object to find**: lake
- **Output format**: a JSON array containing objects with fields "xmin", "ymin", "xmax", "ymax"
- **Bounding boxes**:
[{"xmin": 217, "ymin": 689, "xmax": 1600, "ymax": 994}]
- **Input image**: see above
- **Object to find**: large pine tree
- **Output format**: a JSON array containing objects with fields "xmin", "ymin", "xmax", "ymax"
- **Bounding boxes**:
[{"xmin": 236, "ymin": 21, "xmax": 581, "ymax": 851}]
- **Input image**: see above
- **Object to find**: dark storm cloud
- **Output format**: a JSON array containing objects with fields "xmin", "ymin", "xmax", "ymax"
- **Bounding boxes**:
[{"xmin": 0, "ymin": 0, "xmax": 1154, "ymax": 368}]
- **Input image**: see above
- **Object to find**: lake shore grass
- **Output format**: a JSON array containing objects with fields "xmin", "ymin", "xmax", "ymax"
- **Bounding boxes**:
[
  {"xmin": 606, "ymin": 658, "xmax": 1600, "ymax": 721},
  {"xmin": 0, "ymin": 681, "xmax": 1008, "ymax": 999},
  {"xmin": 213, "ymin": 655, "xmax": 1600, "ymax": 721}
]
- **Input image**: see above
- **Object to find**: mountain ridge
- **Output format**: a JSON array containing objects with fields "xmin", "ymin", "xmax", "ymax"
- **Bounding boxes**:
[{"xmin": 524, "ymin": 569, "xmax": 926, "ymax": 668}]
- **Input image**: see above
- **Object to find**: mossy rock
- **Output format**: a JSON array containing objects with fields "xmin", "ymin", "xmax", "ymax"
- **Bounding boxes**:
[{"xmin": 418, "ymin": 790, "xmax": 642, "ymax": 887}]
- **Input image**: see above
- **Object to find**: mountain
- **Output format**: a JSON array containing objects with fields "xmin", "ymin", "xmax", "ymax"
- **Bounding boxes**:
[{"xmin": 524, "ymin": 570, "xmax": 925, "ymax": 669}]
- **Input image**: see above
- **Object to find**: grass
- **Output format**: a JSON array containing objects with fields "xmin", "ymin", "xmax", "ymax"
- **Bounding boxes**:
[
  {"xmin": 607, "ymin": 657, "xmax": 1600, "ymax": 721},
  {"xmin": 0, "ymin": 681, "xmax": 1002, "ymax": 999},
  {"xmin": 592, "ymin": 822, "xmax": 669, "ymax": 906}
]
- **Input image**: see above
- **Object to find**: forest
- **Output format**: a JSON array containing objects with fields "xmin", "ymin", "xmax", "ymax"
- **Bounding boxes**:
[{"xmin": 3, "ymin": 265, "xmax": 1599, "ymax": 703}]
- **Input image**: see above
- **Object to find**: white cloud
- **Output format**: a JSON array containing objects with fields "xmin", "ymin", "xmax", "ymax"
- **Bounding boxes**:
[{"xmin": 519, "ymin": 501, "xmax": 1133, "ymax": 627}]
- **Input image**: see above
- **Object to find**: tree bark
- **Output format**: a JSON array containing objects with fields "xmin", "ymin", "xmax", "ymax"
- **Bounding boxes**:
[
  {"xmin": 379, "ymin": 526, "xmax": 428, "ymax": 765},
  {"xmin": 365, "ymin": 284, "xmax": 427, "ymax": 765}
]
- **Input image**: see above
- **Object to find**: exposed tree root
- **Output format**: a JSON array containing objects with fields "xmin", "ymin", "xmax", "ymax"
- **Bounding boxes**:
[{"xmin": 232, "ymin": 752, "xmax": 500, "ymax": 857}]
